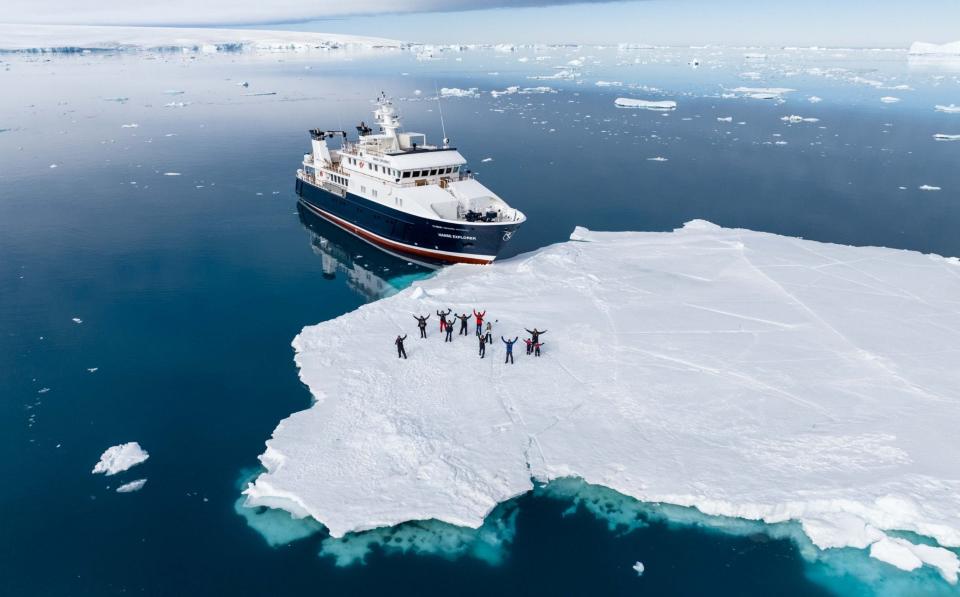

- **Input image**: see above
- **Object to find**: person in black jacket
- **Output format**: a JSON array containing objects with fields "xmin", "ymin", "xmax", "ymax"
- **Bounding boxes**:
[
  {"xmin": 456, "ymin": 313, "xmax": 470, "ymax": 336},
  {"xmin": 525, "ymin": 328, "xmax": 547, "ymax": 344},
  {"xmin": 395, "ymin": 335, "xmax": 407, "ymax": 359},
  {"xmin": 436, "ymin": 309, "xmax": 452, "ymax": 333},
  {"xmin": 445, "ymin": 322, "xmax": 454, "ymax": 342},
  {"xmin": 413, "ymin": 314, "xmax": 430, "ymax": 338},
  {"xmin": 478, "ymin": 333, "xmax": 487, "ymax": 358}
]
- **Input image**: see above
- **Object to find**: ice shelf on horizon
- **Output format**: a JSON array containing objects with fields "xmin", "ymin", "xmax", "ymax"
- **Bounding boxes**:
[{"xmin": 246, "ymin": 221, "xmax": 960, "ymax": 583}]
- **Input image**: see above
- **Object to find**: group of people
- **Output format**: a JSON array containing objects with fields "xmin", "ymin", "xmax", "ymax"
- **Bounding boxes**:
[{"xmin": 396, "ymin": 309, "xmax": 546, "ymax": 364}]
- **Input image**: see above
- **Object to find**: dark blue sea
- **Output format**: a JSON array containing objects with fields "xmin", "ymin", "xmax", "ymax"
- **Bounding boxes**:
[{"xmin": 2, "ymin": 46, "xmax": 959, "ymax": 596}]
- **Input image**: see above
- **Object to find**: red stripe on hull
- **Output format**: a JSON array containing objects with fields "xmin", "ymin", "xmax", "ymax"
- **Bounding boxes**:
[{"xmin": 300, "ymin": 201, "xmax": 494, "ymax": 265}]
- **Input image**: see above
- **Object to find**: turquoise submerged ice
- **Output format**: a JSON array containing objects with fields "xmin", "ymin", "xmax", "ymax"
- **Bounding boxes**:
[{"xmin": 245, "ymin": 221, "xmax": 960, "ymax": 585}]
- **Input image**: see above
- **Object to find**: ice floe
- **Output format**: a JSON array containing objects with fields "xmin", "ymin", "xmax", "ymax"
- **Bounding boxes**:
[
  {"xmin": 731, "ymin": 86, "xmax": 795, "ymax": 100},
  {"xmin": 935, "ymin": 105, "xmax": 960, "ymax": 114},
  {"xmin": 614, "ymin": 98, "xmax": 677, "ymax": 111},
  {"xmin": 933, "ymin": 134, "xmax": 960, "ymax": 141},
  {"xmin": 116, "ymin": 479, "xmax": 147, "ymax": 493},
  {"xmin": 781, "ymin": 115, "xmax": 820, "ymax": 123},
  {"xmin": 919, "ymin": 185, "xmax": 942, "ymax": 191},
  {"xmin": 440, "ymin": 87, "xmax": 479, "ymax": 98},
  {"xmin": 632, "ymin": 561, "xmax": 645, "ymax": 576},
  {"xmin": 92, "ymin": 442, "xmax": 149, "ymax": 476},
  {"xmin": 247, "ymin": 222, "xmax": 960, "ymax": 584},
  {"xmin": 880, "ymin": 97, "xmax": 901, "ymax": 104}
]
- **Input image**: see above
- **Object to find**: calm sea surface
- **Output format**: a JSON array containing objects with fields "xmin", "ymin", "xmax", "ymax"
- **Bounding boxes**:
[{"xmin": 1, "ymin": 46, "xmax": 958, "ymax": 596}]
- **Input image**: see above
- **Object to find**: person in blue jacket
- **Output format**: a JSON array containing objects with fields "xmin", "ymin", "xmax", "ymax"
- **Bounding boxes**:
[{"xmin": 502, "ymin": 336, "xmax": 518, "ymax": 364}]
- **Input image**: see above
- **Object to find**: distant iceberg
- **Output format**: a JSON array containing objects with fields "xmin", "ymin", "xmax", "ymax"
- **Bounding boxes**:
[
  {"xmin": 909, "ymin": 41, "xmax": 960, "ymax": 55},
  {"xmin": 0, "ymin": 24, "xmax": 404, "ymax": 53},
  {"xmin": 247, "ymin": 222, "xmax": 960, "ymax": 585},
  {"xmin": 614, "ymin": 97, "xmax": 677, "ymax": 110}
]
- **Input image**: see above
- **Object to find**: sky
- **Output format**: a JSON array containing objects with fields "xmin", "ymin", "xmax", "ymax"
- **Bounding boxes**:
[{"xmin": 3, "ymin": 0, "xmax": 959, "ymax": 47}]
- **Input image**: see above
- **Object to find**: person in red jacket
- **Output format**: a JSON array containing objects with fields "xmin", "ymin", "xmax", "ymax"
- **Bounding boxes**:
[
  {"xmin": 534, "ymin": 341, "xmax": 544, "ymax": 357},
  {"xmin": 523, "ymin": 338, "xmax": 533, "ymax": 355},
  {"xmin": 437, "ymin": 309, "xmax": 452, "ymax": 332},
  {"xmin": 473, "ymin": 309, "xmax": 486, "ymax": 336}
]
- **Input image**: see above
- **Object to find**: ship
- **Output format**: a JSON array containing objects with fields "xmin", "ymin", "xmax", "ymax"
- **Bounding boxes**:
[{"xmin": 295, "ymin": 92, "xmax": 525, "ymax": 265}]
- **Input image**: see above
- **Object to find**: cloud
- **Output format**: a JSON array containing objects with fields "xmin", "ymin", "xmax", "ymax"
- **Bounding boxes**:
[{"xmin": 1, "ymin": 0, "xmax": 630, "ymax": 27}]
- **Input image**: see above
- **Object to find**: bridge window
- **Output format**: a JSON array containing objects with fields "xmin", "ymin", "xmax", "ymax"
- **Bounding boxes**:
[{"xmin": 402, "ymin": 171, "xmax": 411, "ymax": 178}]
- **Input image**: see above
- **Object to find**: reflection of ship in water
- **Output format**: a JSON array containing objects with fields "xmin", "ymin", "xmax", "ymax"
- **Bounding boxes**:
[{"xmin": 297, "ymin": 202, "xmax": 432, "ymax": 300}]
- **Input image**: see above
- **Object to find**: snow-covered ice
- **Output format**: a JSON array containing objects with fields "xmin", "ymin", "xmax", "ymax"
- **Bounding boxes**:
[
  {"xmin": 880, "ymin": 97, "xmax": 901, "ymax": 104},
  {"xmin": 919, "ymin": 185, "xmax": 942, "ymax": 191},
  {"xmin": 934, "ymin": 134, "xmax": 960, "ymax": 142},
  {"xmin": 246, "ymin": 222, "xmax": 960, "ymax": 583},
  {"xmin": 614, "ymin": 98, "xmax": 677, "ymax": 111},
  {"xmin": 935, "ymin": 105, "xmax": 960, "ymax": 114},
  {"xmin": 92, "ymin": 442, "xmax": 149, "ymax": 476},
  {"xmin": 116, "ymin": 479, "xmax": 147, "ymax": 493},
  {"xmin": 632, "ymin": 561, "xmax": 645, "ymax": 576}
]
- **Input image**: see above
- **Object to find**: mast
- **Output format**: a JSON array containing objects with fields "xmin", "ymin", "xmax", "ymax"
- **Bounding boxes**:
[{"xmin": 373, "ymin": 92, "xmax": 401, "ymax": 150}]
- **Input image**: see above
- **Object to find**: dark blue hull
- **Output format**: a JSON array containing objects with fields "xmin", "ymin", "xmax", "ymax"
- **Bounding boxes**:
[{"xmin": 295, "ymin": 177, "xmax": 521, "ymax": 264}]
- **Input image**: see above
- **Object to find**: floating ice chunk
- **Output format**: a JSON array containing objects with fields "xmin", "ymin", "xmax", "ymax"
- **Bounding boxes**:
[
  {"xmin": 614, "ymin": 98, "xmax": 677, "ymax": 111},
  {"xmin": 440, "ymin": 87, "xmax": 479, "ymax": 98},
  {"xmin": 238, "ymin": 81, "xmax": 249, "ymax": 87},
  {"xmin": 717, "ymin": 116, "xmax": 733, "ymax": 122},
  {"xmin": 481, "ymin": 158, "xmax": 493, "ymax": 163},
  {"xmin": 744, "ymin": 52, "xmax": 767, "ymax": 60},
  {"xmin": 116, "ymin": 479, "xmax": 147, "ymax": 493},
  {"xmin": 72, "ymin": 317, "xmax": 83, "ymax": 324},
  {"xmin": 163, "ymin": 172, "xmax": 181, "ymax": 176},
  {"xmin": 87, "ymin": 367, "xmax": 98, "ymax": 373},
  {"xmin": 781, "ymin": 115, "xmax": 820, "ymax": 123},
  {"xmin": 595, "ymin": 80, "xmax": 623, "ymax": 87},
  {"xmin": 164, "ymin": 102, "xmax": 190, "ymax": 108},
  {"xmin": 121, "ymin": 123, "xmax": 139, "ymax": 128},
  {"xmin": 880, "ymin": 97, "xmax": 900, "ymax": 104},
  {"xmin": 49, "ymin": 164, "xmax": 58, "ymax": 168},
  {"xmin": 38, "ymin": 387, "xmax": 50, "ymax": 394},
  {"xmin": 491, "ymin": 86, "xmax": 518, "ymax": 97},
  {"xmin": 647, "ymin": 156, "xmax": 668, "ymax": 162},
  {"xmin": 919, "ymin": 185, "xmax": 942, "ymax": 191},
  {"xmin": 934, "ymin": 134, "xmax": 960, "ymax": 141},
  {"xmin": 935, "ymin": 104, "xmax": 960, "ymax": 114},
  {"xmin": 92, "ymin": 442, "xmax": 149, "ymax": 476},
  {"xmin": 632, "ymin": 561, "xmax": 645, "ymax": 576},
  {"xmin": 808, "ymin": 96, "xmax": 823, "ymax": 103}
]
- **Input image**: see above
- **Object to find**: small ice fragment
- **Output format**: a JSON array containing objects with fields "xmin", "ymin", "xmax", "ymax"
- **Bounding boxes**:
[
  {"xmin": 633, "ymin": 561, "xmax": 645, "ymax": 576},
  {"xmin": 647, "ymin": 156, "xmax": 668, "ymax": 162},
  {"xmin": 238, "ymin": 81, "xmax": 249, "ymax": 87},
  {"xmin": 116, "ymin": 479, "xmax": 147, "ymax": 493},
  {"xmin": 880, "ymin": 97, "xmax": 900, "ymax": 104},
  {"xmin": 717, "ymin": 116, "xmax": 733, "ymax": 122},
  {"xmin": 92, "ymin": 442, "xmax": 149, "ymax": 476},
  {"xmin": 121, "ymin": 123, "xmax": 139, "ymax": 128},
  {"xmin": 919, "ymin": 185, "xmax": 941, "ymax": 191},
  {"xmin": 933, "ymin": 134, "xmax": 960, "ymax": 141},
  {"xmin": 781, "ymin": 115, "xmax": 820, "ymax": 123},
  {"xmin": 935, "ymin": 104, "xmax": 960, "ymax": 114},
  {"xmin": 87, "ymin": 368, "xmax": 98, "ymax": 373},
  {"xmin": 49, "ymin": 164, "xmax": 58, "ymax": 168},
  {"xmin": 38, "ymin": 387, "xmax": 50, "ymax": 394},
  {"xmin": 481, "ymin": 157, "xmax": 493, "ymax": 163},
  {"xmin": 440, "ymin": 87, "xmax": 479, "ymax": 98},
  {"xmin": 163, "ymin": 172, "xmax": 181, "ymax": 176},
  {"xmin": 72, "ymin": 317, "xmax": 83, "ymax": 324}
]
